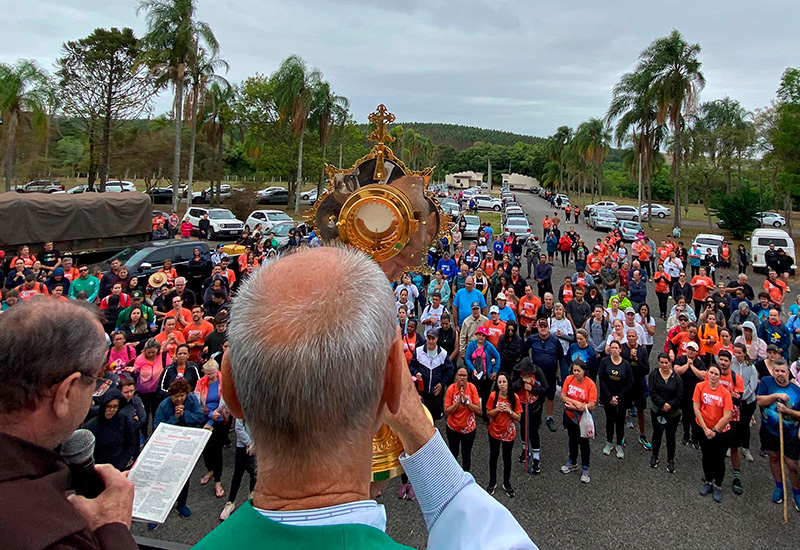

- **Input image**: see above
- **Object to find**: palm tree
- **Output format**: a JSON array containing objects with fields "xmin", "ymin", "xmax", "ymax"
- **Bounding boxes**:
[
  {"xmin": 184, "ymin": 47, "xmax": 229, "ymax": 206},
  {"xmin": 270, "ymin": 55, "xmax": 322, "ymax": 215},
  {"xmin": 137, "ymin": 0, "xmax": 219, "ymax": 211},
  {"xmin": 310, "ymin": 82, "xmax": 349, "ymax": 194},
  {"xmin": 638, "ymin": 29, "xmax": 705, "ymax": 227},
  {"xmin": 574, "ymin": 119, "xmax": 611, "ymax": 200},
  {"xmin": 0, "ymin": 60, "xmax": 51, "ymax": 191},
  {"xmin": 695, "ymin": 97, "xmax": 751, "ymax": 191},
  {"xmin": 204, "ymin": 82, "xmax": 236, "ymax": 205},
  {"xmin": 548, "ymin": 126, "xmax": 572, "ymax": 192}
]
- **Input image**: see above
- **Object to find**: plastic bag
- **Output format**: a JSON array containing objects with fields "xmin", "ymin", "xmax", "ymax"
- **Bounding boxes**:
[{"xmin": 579, "ymin": 407, "xmax": 596, "ymax": 439}]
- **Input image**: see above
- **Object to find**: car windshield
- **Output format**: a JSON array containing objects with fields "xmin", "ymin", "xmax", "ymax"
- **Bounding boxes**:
[
  {"xmin": 465, "ymin": 215, "xmax": 480, "ymax": 226},
  {"xmin": 267, "ymin": 212, "xmax": 292, "ymax": 221},
  {"xmin": 696, "ymin": 238, "xmax": 721, "ymax": 247},
  {"xmin": 107, "ymin": 246, "xmax": 146, "ymax": 264},
  {"xmin": 270, "ymin": 223, "xmax": 293, "ymax": 237},
  {"xmin": 121, "ymin": 248, "xmax": 156, "ymax": 267},
  {"xmin": 209, "ymin": 210, "xmax": 236, "ymax": 220}
]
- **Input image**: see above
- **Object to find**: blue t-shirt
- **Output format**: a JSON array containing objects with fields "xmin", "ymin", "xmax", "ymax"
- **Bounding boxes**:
[
  {"xmin": 493, "ymin": 240, "xmax": 504, "ymax": 256},
  {"xmin": 453, "ymin": 289, "xmax": 486, "ymax": 325},
  {"xmin": 484, "ymin": 227, "xmax": 494, "ymax": 240},
  {"xmin": 437, "ymin": 258, "xmax": 457, "ymax": 280},
  {"xmin": 497, "ymin": 306, "xmax": 516, "ymax": 323},
  {"xmin": 206, "ymin": 380, "xmax": 220, "ymax": 421},
  {"xmin": 757, "ymin": 376, "xmax": 800, "ymax": 437}
]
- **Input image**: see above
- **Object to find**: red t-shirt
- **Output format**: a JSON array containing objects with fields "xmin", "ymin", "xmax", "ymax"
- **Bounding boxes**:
[
  {"xmin": 445, "ymin": 383, "xmax": 480, "ymax": 434},
  {"xmin": 487, "ymin": 391, "xmax": 523, "ymax": 441}
]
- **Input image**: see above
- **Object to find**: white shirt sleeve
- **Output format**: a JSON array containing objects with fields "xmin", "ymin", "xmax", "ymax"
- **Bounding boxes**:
[{"xmin": 399, "ymin": 430, "xmax": 536, "ymax": 550}]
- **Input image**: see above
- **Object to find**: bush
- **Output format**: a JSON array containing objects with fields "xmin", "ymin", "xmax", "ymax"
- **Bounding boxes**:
[
  {"xmin": 708, "ymin": 186, "xmax": 760, "ymax": 239},
  {"xmin": 228, "ymin": 187, "xmax": 259, "ymax": 223}
]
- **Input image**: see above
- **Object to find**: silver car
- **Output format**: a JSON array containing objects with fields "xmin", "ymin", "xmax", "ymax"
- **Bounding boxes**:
[
  {"xmin": 588, "ymin": 210, "xmax": 618, "ymax": 231},
  {"xmin": 617, "ymin": 220, "xmax": 644, "ymax": 242},
  {"xmin": 504, "ymin": 217, "xmax": 531, "ymax": 238},
  {"xmin": 460, "ymin": 215, "xmax": 481, "ymax": 239},
  {"xmin": 611, "ymin": 205, "xmax": 641, "ymax": 221},
  {"xmin": 639, "ymin": 203, "xmax": 671, "ymax": 219}
]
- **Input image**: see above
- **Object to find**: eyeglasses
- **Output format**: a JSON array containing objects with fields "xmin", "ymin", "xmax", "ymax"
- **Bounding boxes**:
[
  {"xmin": 81, "ymin": 373, "xmax": 113, "ymax": 397},
  {"xmin": 79, "ymin": 268, "xmax": 88, "ymax": 273}
]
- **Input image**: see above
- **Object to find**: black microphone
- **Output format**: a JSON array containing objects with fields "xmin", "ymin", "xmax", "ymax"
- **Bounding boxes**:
[{"xmin": 61, "ymin": 429, "xmax": 105, "ymax": 499}]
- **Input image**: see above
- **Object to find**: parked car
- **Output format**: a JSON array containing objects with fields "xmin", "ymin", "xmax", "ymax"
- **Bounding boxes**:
[
  {"xmin": 588, "ymin": 209, "xmax": 618, "ymax": 231},
  {"xmin": 460, "ymin": 214, "xmax": 481, "ymax": 239},
  {"xmin": 639, "ymin": 203, "xmax": 671, "ymax": 219},
  {"xmin": 503, "ymin": 217, "xmax": 531, "ymax": 237},
  {"xmin": 758, "ymin": 211, "xmax": 786, "ymax": 228},
  {"xmin": 300, "ymin": 188, "xmax": 319, "ymax": 204},
  {"xmin": 611, "ymin": 205, "xmax": 641, "ymax": 221},
  {"xmin": 104, "ymin": 180, "xmax": 136, "ymax": 192},
  {"xmin": 185, "ymin": 207, "xmax": 244, "ymax": 239},
  {"xmin": 62, "ymin": 184, "xmax": 101, "ymax": 194},
  {"xmin": 692, "ymin": 233, "xmax": 725, "ymax": 256},
  {"xmin": 503, "ymin": 206, "xmax": 526, "ymax": 221},
  {"xmin": 439, "ymin": 198, "xmax": 460, "ymax": 217},
  {"xmin": 149, "ymin": 187, "xmax": 175, "ymax": 204},
  {"xmin": 616, "ymin": 220, "xmax": 644, "ymax": 242},
  {"xmin": 244, "ymin": 209, "xmax": 293, "ymax": 232},
  {"xmin": 101, "ymin": 240, "xmax": 211, "ymax": 281},
  {"xmin": 258, "ymin": 188, "xmax": 289, "ymax": 205},
  {"xmin": 473, "ymin": 194, "xmax": 502, "ymax": 211},
  {"xmin": 191, "ymin": 184, "xmax": 233, "ymax": 203},
  {"xmin": 15, "ymin": 180, "xmax": 64, "ymax": 193},
  {"xmin": 751, "ymin": 228, "xmax": 796, "ymax": 273},
  {"xmin": 587, "ymin": 201, "xmax": 618, "ymax": 211}
]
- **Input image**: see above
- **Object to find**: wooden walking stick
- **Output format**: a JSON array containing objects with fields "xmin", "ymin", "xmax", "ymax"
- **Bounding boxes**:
[
  {"xmin": 525, "ymin": 399, "xmax": 530, "ymax": 474},
  {"xmin": 779, "ymin": 406, "xmax": 788, "ymax": 524}
]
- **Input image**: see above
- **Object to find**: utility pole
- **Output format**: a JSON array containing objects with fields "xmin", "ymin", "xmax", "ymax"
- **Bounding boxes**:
[{"xmin": 487, "ymin": 158, "xmax": 492, "ymax": 191}]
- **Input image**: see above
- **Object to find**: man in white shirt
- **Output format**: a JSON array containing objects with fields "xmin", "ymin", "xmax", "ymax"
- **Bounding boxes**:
[
  {"xmin": 663, "ymin": 251, "xmax": 684, "ymax": 279},
  {"xmin": 420, "ymin": 292, "xmax": 447, "ymax": 337},
  {"xmin": 204, "ymin": 247, "xmax": 534, "ymax": 550}
]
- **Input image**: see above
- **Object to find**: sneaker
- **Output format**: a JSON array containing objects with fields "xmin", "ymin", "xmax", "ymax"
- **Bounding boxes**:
[
  {"xmin": 759, "ymin": 447, "xmax": 768, "ymax": 458},
  {"xmin": 681, "ymin": 436, "xmax": 689, "ymax": 446},
  {"xmin": 518, "ymin": 449, "xmax": 527, "ymax": 463},
  {"xmin": 504, "ymin": 484, "xmax": 516, "ymax": 498},
  {"xmin": 732, "ymin": 478, "xmax": 743, "ymax": 495},
  {"xmin": 621, "ymin": 438, "xmax": 626, "ymax": 447},
  {"xmin": 699, "ymin": 482, "xmax": 713, "ymax": 497},
  {"xmin": 530, "ymin": 459, "xmax": 542, "ymax": 474},
  {"xmin": 794, "ymin": 493, "xmax": 800, "ymax": 512},
  {"xmin": 602, "ymin": 442, "xmax": 614, "ymax": 455},
  {"xmin": 147, "ymin": 523, "xmax": 159, "ymax": 531},
  {"xmin": 397, "ymin": 483, "xmax": 408, "ymax": 500},
  {"xmin": 406, "ymin": 485, "xmax": 416, "ymax": 501},
  {"xmin": 177, "ymin": 505, "xmax": 192, "ymax": 518},
  {"xmin": 615, "ymin": 445, "xmax": 625, "ymax": 459},
  {"xmin": 772, "ymin": 487, "xmax": 784, "ymax": 504},
  {"xmin": 561, "ymin": 461, "xmax": 579, "ymax": 474},
  {"xmin": 742, "ymin": 449, "xmax": 754, "ymax": 462},
  {"xmin": 546, "ymin": 417, "xmax": 558, "ymax": 432},
  {"xmin": 625, "ymin": 416, "xmax": 635, "ymax": 429},
  {"xmin": 580, "ymin": 467, "xmax": 591, "ymax": 483},
  {"xmin": 691, "ymin": 440, "xmax": 700, "ymax": 450},
  {"xmin": 638, "ymin": 436, "xmax": 652, "ymax": 450},
  {"xmin": 713, "ymin": 485, "xmax": 723, "ymax": 503},
  {"xmin": 486, "ymin": 483, "xmax": 496, "ymax": 495},
  {"xmin": 219, "ymin": 501, "xmax": 235, "ymax": 521},
  {"xmin": 650, "ymin": 455, "xmax": 658, "ymax": 469},
  {"xmin": 630, "ymin": 409, "xmax": 638, "ymax": 417},
  {"xmin": 726, "ymin": 448, "xmax": 731, "ymax": 458},
  {"xmin": 667, "ymin": 461, "xmax": 676, "ymax": 474}
]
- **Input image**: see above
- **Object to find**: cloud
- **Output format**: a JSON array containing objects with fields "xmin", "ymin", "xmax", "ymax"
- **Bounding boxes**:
[{"xmin": 1, "ymin": 0, "xmax": 798, "ymax": 137}]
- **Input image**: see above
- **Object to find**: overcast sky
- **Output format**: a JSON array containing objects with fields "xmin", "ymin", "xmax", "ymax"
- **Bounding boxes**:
[{"xmin": 3, "ymin": 0, "xmax": 798, "ymax": 138}]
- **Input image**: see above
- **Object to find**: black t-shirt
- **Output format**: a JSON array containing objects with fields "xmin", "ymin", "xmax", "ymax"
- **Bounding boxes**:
[
  {"xmin": 726, "ymin": 281, "xmax": 755, "ymax": 301},
  {"xmin": 167, "ymin": 288, "xmax": 197, "ymax": 310},
  {"xmin": 204, "ymin": 330, "xmax": 227, "ymax": 359},
  {"xmin": 40, "ymin": 249, "xmax": 61, "ymax": 268},
  {"xmin": 674, "ymin": 355, "xmax": 706, "ymax": 390},
  {"xmin": 565, "ymin": 300, "xmax": 592, "ymax": 330},
  {"xmin": 437, "ymin": 326, "xmax": 457, "ymax": 355}
]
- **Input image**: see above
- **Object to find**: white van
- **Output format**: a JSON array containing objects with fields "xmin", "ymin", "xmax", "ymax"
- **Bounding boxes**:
[{"xmin": 751, "ymin": 228, "xmax": 797, "ymax": 273}]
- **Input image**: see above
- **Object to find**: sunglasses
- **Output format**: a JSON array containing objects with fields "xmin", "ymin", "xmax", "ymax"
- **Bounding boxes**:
[{"xmin": 80, "ymin": 373, "xmax": 113, "ymax": 397}]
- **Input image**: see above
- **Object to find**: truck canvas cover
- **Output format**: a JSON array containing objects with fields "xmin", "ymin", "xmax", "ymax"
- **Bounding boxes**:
[{"xmin": 0, "ymin": 192, "xmax": 152, "ymax": 247}]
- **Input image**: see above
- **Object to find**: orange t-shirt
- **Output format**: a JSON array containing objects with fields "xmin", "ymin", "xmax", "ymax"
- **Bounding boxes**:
[
  {"xmin": 445, "ymin": 383, "xmax": 480, "ymax": 434},
  {"xmin": 691, "ymin": 276, "xmax": 714, "ymax": 301},
  {"xmin": 698, "ymin": 324, "xmax": 720, "ymax": 356},
  {"xmin": 764, "ymin": 278, "xmax": 787, "ymax": 303},
  {"xmin": 159, "ymin": 267, "xmax": 178, "ymax": 286},
  {"xmin": 693, "ymin": 380, "xmax": 733, "ymax": 431},
  {"xmin": 518, "ymin": 296, "xmax": 541, "ymax": 328},
  {"xmin": 155, "ymin": 330, "xmax": 186, "ymax": 358},
  {"xmin": 223, "ymin": 268, "xmax": 237, "ymax": 286},
  {"xmin": 542, "ymin": 218, "xmax": 552, "ymax": 229},
  {"xmin": 183, "ymin": 321, "xmax": 214, "ymax": 361},
  {"xmin": 712, "ymin": 341, "xmax": 734, "ymax": 357},
  {"xmin": 561, "ymin": 285, "xmax": 574, "ymax": 304},
  {"xmin": 654, "ymin": 271, "xmax": 671, "ymax": 294},
  {"xmin": 487, "ymin": 391, "xmax": 523, "ymax": 441},
  {"xmin": 562, "ymin": 374, "xmax": 598, "ymax": 422},
  {"xmin": 482, "ymin": 320, "xmax": 506, "ymax": 348},
  {"xmin": 587, "ymin": 254, "xmax": 603, "ymax": 274},
  {"xmin": 638, "ymin": 247, "xmax": 650, "ymax": 262},
  {"xmin": 63, "ymin": 267, "xmax": 80, "ymax": 282},
  {"xmin": 10, "ymin": 255, "xmax": 36, "ymax": 268},
  {"xmin": 18, "ymin": 283, "xmax": 49, "ymax": 301},
  {"xmin": 670, "ymin": 331, "xmax": 700, "ymax": 357},
  {"xmin": 165, "ymin": 307, "xmax": 193, "ymax": 330}
]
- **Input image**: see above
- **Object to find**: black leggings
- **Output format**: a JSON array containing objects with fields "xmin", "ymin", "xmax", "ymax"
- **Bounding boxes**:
[
  {"xmin": 519, "ymin": 405, "xmax": 543, "ymax": 452},
  {"xmin": 203, "ymin": 420, "xmax": 231, "ymax": 483},
  {"xmin": 698, "ymin": 429, "xmax": 731, "ymax": 486},
  {"xmin": 604, "ymin": 401, "xmax": 627, "ymax": 446},
  {"xmin": 736, "ymin": 400, "xmax": 757, "ymax": 449},
  {"xmin": 650, "ymin": 411, "xmax": 681, "ymax": 461},
  {"xmin": 446, "ymin": 426, "xmax": 476, "ymax": 472},
  {"xmin": 488, "ymin": 435, "xmax": 514, "ymax": 486},
  {"xmin": 681, "ymin": 394, "xmax": 699, "ymax": 441},
  {"xmin": 564, "ymin": 413, "xmax": 591, "ymax": 468},
  {"xmin": 421, "ymin": 391, "xmax": 444, "ymax": 421},
  {"xmin": 474, "ymin": 375, "xmax": 493, "ymax": 421},
  {"xmin": 229, "ymin": 446, "xmax": 257, "ymax": 502},
  {"xmin": 656, "ymin": 292, "xmax": 670, "ymax": 317},
  {"xmin": 139, "ymin": 392, "xmax": 161, "ymax": 435}
]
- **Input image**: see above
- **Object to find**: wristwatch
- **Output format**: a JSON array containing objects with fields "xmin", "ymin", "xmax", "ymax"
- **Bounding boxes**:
[{"xmin": 711, "ymin": 427, "xmax": 718, "ymax": 434}]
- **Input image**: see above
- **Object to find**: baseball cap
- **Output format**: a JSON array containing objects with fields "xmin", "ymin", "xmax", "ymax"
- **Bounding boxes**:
[
  {"xmin": 624, "ymin": 307, "xmax": 636, "ymax": 314},
  {"xmin": 489, "ymin": 305, "xmax": 500, "ymax": 314},
  {"xmin": 496, "ymin": 292, "xmax": 507, "ymax": 301},
  {"xmin": 475, "ymin": 326, "xmax": 489, "ymax": 336},
  {"xmin": 471, "ymin": 301, "xmax": 481, "ymax": 309},
  {"xmin": 767, "ymin": 344, "xmax": 780, "ymax": 352},
  {"xmin": 537, "ymin": 318, "xmax": 549, "ymax": 327},
  {"xmin": 427, "ymin": 328, "xmax": 439, "ymax": 339},
  {"xmin": 685, "ymin": 341, "xmax": 699, "ymax": 351},
  {"xmin": 678, "ymin": 313, "xmax": 689, "ymax": 321}
]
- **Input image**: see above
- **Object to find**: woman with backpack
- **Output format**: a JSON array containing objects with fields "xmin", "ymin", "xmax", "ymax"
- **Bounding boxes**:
[
  {"xmin": 107, "ymin": 331, "xmax": 138, "ymax": 380},
  {"xmin": 131, "ymin": 337, "xmax": 172, "ymax": 434}
]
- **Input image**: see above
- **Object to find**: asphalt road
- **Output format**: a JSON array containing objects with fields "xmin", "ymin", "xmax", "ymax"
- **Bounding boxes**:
[{"xmin": 132, "ymin": 191, "xmax": 800, "ymax": 549}]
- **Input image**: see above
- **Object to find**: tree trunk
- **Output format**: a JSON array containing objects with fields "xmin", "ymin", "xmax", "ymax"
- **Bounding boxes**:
[
  {"xmin": 786, "ymin": 190, "xmax": 793, "ymax": 238},
  {"xmin": 4, "ymin": 110, "xmax": 18, "ymax": 192},
  {"xmin": 338, "ymin": 141, "xmax": 343, "ymax": 169},
  {"xmin": 87, "ymin": 118, "xmax": 98, "ymax": 191},
  {"xmin": 294, "ymin": 132, "xmax": 304, "ymax": 216},
  {"xmin": 215, "ymin": 126, "xmax": 224, "ymax": 206},
  {"xmin": 318, "ymin": 141, "xmax": 327, "ymax": 196},
  {"xmin": 172, "ymin": 75, "xmax": 184, "ymax": 213},
  {"xmin": 673, "ymin": 127, "xmax": 682, "ymax": 228},
  {"xmin": 100, "ymin": 86, "xmax": 113, "ymax": 192},
  {"xmin": 186, "ymin": 85, "xmax": 199, "ymax": 209}
]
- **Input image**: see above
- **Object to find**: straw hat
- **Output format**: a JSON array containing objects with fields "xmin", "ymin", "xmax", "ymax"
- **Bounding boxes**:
[{"xmin": 148, "ymin": 272, "xmax": 169, "ymax": 288}]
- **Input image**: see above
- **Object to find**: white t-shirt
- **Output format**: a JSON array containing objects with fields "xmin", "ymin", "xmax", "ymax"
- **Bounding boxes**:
[
  {"xmin": 421, "ymin": 304, "xmax": 446, "ymax": 337},
  {"xmin": 634, "ymin": 314, "xmax": 656, "ymax": 346}
]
